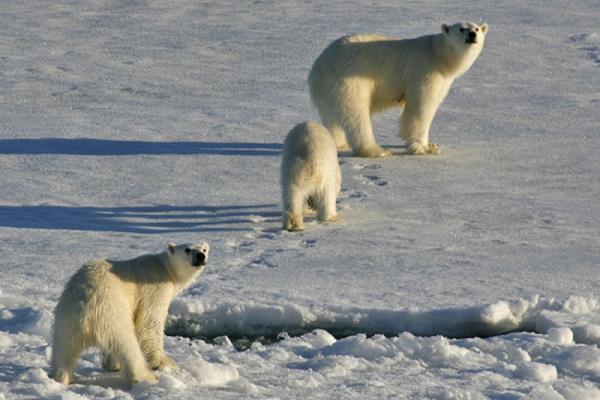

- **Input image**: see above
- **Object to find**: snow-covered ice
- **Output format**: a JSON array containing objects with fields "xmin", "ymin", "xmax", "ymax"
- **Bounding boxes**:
[{"xmin": 1, "ymin": 0, "xmax": 599, "ymax": 399}]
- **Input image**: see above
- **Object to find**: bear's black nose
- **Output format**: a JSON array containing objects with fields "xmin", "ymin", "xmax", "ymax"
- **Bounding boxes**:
[
  {"xmin": 468, "ymin": 31, "xmax": 476, "ymax": 39},
  {"xmin": 196, "ymin": 252, "xmax": 205, "ymax": 263}
]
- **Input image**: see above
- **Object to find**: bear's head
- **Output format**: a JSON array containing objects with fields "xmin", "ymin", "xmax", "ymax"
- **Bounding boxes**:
[
  {"xmin": 166, "ymin": 242, "xmax": 210, "ymax": 284},
  {"xmin": 442, "ymin": 22, "xmax": 488, "ymax": 51}
]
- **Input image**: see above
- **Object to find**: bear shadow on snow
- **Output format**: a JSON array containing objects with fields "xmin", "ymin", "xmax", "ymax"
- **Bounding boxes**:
[
  {"xmin": 0, "ymin": 138, "xmax": 282, "ymax": 157},
  {"xmin": 0, "ymin": 204, "xmax": 280, "ymax": 234}
]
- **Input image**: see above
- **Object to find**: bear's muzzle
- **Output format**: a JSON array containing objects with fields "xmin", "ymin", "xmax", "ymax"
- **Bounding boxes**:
[
  {"xmin": 466, "ymin": 31, "xmax": 477, "ymax": 44},
  {"xmin": 192, "ymin": 251, "xmax": 207, "ymax": 267}
]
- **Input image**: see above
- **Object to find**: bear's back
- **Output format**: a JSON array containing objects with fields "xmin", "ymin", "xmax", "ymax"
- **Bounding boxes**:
[
  {"xmin": 56, "ymin": 259, "xmax": 114, "ymax": 315},
  {"xmin": 309, "ymin": 33, "xmax": 438, "ymax": 90},
  {"xmin": 340, "ymin": 33, "xmax": 392, "ymax": 44},
  {"xmin": 281, "ymin": 122, "xmax": 337, "ymax": 184},
  {"xmin": 283, "ymin": 122, "xmax": 335, "ymax": 160}
]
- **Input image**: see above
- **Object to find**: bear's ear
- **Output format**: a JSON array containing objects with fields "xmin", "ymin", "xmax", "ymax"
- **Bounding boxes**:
[
  {"xmin": 167, "ymin": 242, "xmax": 177, "ymax": 254},
  {"xmin": 480, "ymin": 23, "xmax": 489, "ymax": 34},
  {"xmin": 442, "ymin": 24, "xmax": 450, "ymax": 35}
]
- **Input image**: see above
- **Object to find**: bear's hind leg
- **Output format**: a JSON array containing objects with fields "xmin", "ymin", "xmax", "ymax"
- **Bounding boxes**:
[
  {"xmin": 99, "ymin": 321, "xmax": 156, "ymax": 386},
  {"xmin": 282, "ymin": 186, "xmax": 305, "ymax": 232},
  {"xmin": 314, "ymin": 100, "xmax": 351, "ymax": 151},
  {"xmin": 283, "ymin": 211, "xmax": 304, "ymax": 232},
  {"xmin": 137, "ymin": 302, "xmax": 175, "ymax": 371},
  {"xmin": 102, "ymin": 351, "xmax": 121, "ymax": 372},
  {"xmin": 304, "ymin": 196, "xmax": 318, "ymax": 216},
  {"xmin": 50, "ymin": 328, "xmax": 85, "ymax": 385},
  {"xmin": 325, "ymin": 121, "xmax": 352, "ymax": 152},
  {"xmin": 316, "ymin": 185, "xmax": 340, "ymax": 223},
  {"xmin": 343, "ymin": 109, "xmax": 391, "ymax": 158}
]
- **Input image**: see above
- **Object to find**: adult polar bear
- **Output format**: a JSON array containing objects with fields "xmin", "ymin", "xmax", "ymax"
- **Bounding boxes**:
[
  {"xmin": 308, "ymin": 22, "xmax": 488, "ymax": 157},
  {"xmin": 50, "ymin": 242, "xmax": 209, "ymax": 386}
]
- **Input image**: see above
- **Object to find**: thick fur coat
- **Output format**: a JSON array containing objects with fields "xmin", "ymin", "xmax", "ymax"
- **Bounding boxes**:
[
  {"xmin": 50, "ymin": 242, "xmax": 209, "ymax": 386},
  {"xmin": 309, "ymin": 22, "xmax": 488, "ymax": 157},
  {"xmin": 281, "ymin": 121, "xmax": 341, "ymax": 231}
]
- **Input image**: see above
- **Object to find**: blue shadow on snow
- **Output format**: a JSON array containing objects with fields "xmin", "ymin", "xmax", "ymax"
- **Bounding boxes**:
[
  {"xmin": 0, "ymin": 204, "xmax": 280, "ymax": 234},
  {"xmin": 0, "ymin": 138, "xmax": 282, "ymax": 156}
]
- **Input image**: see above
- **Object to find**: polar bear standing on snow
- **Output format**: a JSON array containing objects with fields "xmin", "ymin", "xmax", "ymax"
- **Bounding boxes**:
[
  {"xmin": 50, "ymin": 242, "xmax": 210, "ymax": 386},
  {"xmin": 281, "ymin": 121, "xmax": 341, "ymax": 231},
  {"xmin": 308, "ymin": 22, "xmax": 489, "ymax": 157}
]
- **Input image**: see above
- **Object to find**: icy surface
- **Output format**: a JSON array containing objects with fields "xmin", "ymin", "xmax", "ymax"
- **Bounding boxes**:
[{"xmin": 1, "ymin": 0, "xmax": 599, "ymax": 399}]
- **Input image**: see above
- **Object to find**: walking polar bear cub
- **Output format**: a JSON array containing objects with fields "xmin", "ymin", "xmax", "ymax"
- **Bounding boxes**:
[
  {"xmin": 281, "ymin": 122, "xmax": 341, "ymax": 231},
  {"xmin": 50, "ymin": 242, "xmax": 210, "ymax": 386},
  {"xmin": 309, "ymin": 22, "xmax": 489, "ymax": 157}
]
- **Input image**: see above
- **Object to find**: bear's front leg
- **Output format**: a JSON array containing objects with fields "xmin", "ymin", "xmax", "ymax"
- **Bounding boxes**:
[
  {"xmin": 401, "ymin": 83, "xmax": 448, "ymax": 156},
  {"xmin": 149, "ymin": 354, "xmax": 176, "ymax": 371},
  {"xmin": 401, "ymin": 102, "xmax": 442, "ymax": 155},
  {"xmin": 407, "ymin": 142, "xmax": 441, "ymax": 155}
]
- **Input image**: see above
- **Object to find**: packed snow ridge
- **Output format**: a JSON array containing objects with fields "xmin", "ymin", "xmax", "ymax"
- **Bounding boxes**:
[{"xmin": 166, "ymin": 295, "xmax": 600, "ymax": 343}]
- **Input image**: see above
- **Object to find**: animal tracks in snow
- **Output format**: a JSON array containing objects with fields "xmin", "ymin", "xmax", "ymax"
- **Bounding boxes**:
[
  {"xmin": 248, "ymin": 248, "xmax": 281, "ymax": 268},
  {"xmin": 224, "ymin": 162, "xmax": 390, "ymax": 271},
  {"xmin": 227, "ymin": 220, "xmax": 318, "ymax": 270},
  {"xmin": 352, "ymin": 163, "xmax": 382, "ymax": 171},
  {"xmin": 570, "ymin": 33, "xmax": 600, "ymax": 66},
  {"xmin": 351, "ymin": 163, "xmax": 388, "ymax": 187},
  {"xmin": 355, "ymin": 174, "xmax": 388, "ymax": 186}
]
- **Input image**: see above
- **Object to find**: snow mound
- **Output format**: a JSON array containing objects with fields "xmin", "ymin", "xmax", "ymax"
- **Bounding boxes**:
[
  {"xmin": 179, "ymin": 358, "xmax": 239, "ymax": 388},
  {"xmin": 548, "ymin": 327, "xmax": 574, "ymax": 345},
  {"xmin": 261, "ymin": 326, "xmax": 598, "ymax": 397},
  {"xmin": 513, "ymin": 362, "xmax": 558, "ymax": 383},
  {"xmin": 0, "ymin": 307, "xmax": 53, "ymax": 341}
]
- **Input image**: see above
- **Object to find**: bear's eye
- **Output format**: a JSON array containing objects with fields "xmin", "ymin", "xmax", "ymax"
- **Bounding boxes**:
[
  {"xmin": 475, "ymin": 27, "xmax": 479, "ymax": 32},
  {"xmin": 459, "ymin": 27, "xmax": 465, "ymax": 32},
  {"xmin": 185, "ymin": 248, "xmax": 191, "ymax": 254}
]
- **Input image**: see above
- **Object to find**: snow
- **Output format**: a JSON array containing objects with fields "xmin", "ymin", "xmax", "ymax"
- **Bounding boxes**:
[{"xmin": 1, "ymin": 0, "xmax": 600, "ymax": 399}]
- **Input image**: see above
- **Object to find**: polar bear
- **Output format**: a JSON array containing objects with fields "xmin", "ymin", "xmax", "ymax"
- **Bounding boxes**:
[
  {"xmin": 308, "ymin": 22, "xmax": 489, "ymax": 157},
  {"xmin": 281, "ymin": 121, "xmax": 341, "ymax": 231},
  {"xmin": 49, "ymin": 242, "xmax": 210, "ymax": 386}
]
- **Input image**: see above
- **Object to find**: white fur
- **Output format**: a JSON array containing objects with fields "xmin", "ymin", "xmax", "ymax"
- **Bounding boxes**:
[
  {"xmin": 281, "ymin": 121, "xmax": 341, "ymax": 231},
  {"xmin": 49, "ymin": 242, "xmax": 209, "ymax": 386},
  {"xmin": 308, "ymin": 22, "xmax": 489, "ymax": 157}
]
